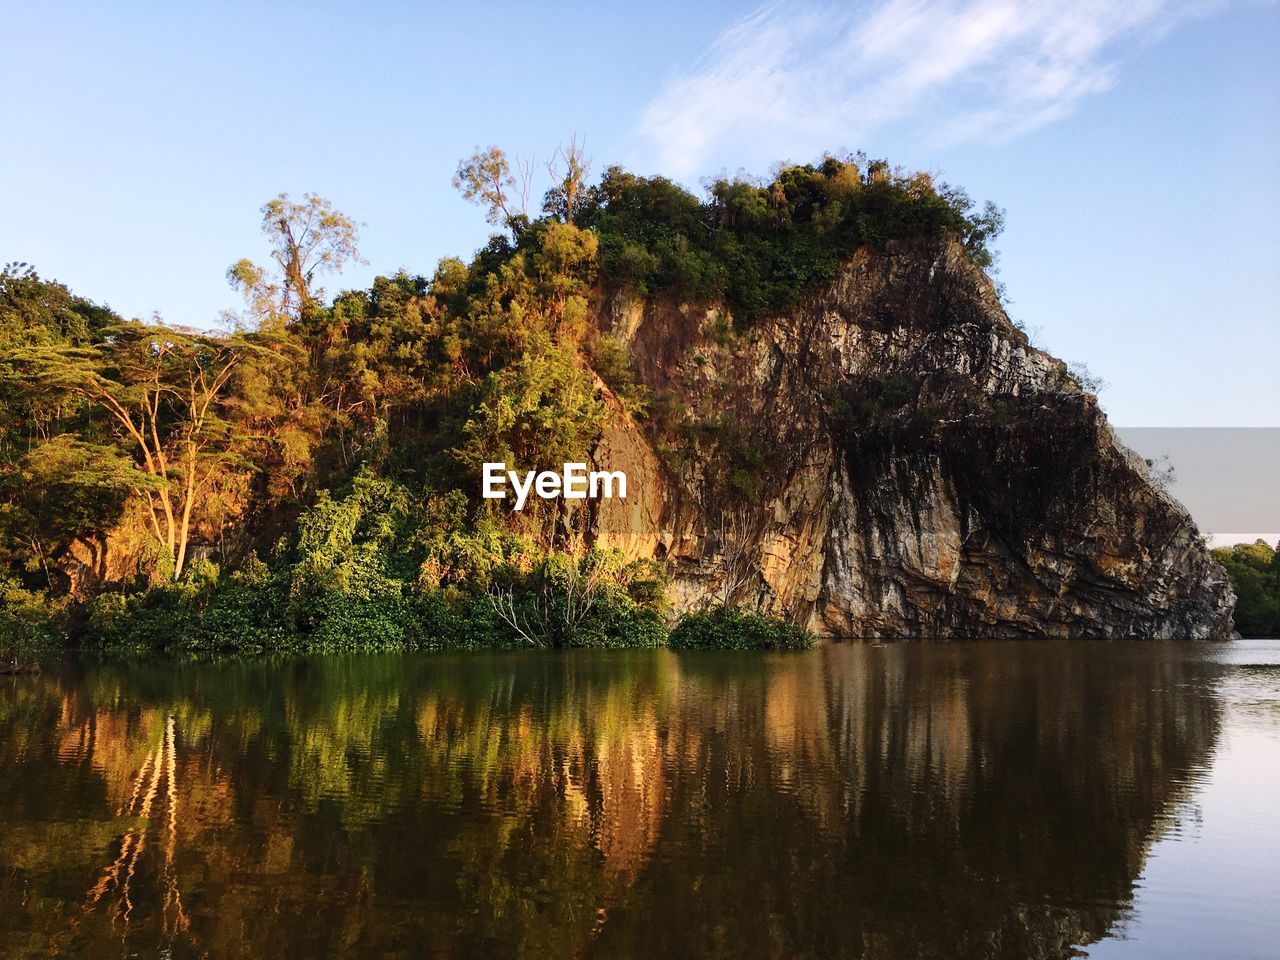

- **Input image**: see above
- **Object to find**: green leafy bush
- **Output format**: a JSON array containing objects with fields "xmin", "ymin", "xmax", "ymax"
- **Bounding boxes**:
[
  {"xmin": 0, "ymin": 577, "xmax": 65, "ymax": 646},
  {"xmin": 196, "ymin": 561, "xmax": 292, "ymax": 650},
  {"xmin": 581, "ymin": 155, "xmax": 1003, "ymax": 326},
  {"xmin": 485, "ymin": 550, "xmax": 669, "ymax": 649},
  {"xmin": 668, "ymin": 607, "xmax": 815, "ymax": 651},
  {"xmin": 86, "ymin": 588, "xmax": 200, "ymax": 649}
]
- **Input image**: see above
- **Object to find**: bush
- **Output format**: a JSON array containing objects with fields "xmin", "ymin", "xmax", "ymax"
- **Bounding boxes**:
[
  {"xmin": 85, "ymin": 587, "xmax": 201, "ymax": 649},
  {"xmin": 580, "ymin": 155, "xmax": 1002, "ymax": 327},
  {"xmin": 668, "ymin": 607, "xmax": 815, "ymax": 651},
  {"xmin": 485, "ymin": 550, "xmax": 670, "ymax": 649},
  {"xmin": 196, "ymin": 567, "xmax": 292, "ymax": 650},
  {"xmin": 0, "ymin": 577, "xmax": 65, "ymax": 646},
  {"xmin": 610, "ymin": 610, "xmax": 668, "ymax": 649}
]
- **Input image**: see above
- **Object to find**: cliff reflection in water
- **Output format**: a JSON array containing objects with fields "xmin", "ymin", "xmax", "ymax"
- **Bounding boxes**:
[{"xmin": 0, "ymin": 644, "xmax": 1219, "ymax": 959}]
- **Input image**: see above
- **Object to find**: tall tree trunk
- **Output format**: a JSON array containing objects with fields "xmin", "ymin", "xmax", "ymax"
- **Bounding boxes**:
[{"xmin": 172, "ymin": 441, "xmax": 198, "ymax": 579}]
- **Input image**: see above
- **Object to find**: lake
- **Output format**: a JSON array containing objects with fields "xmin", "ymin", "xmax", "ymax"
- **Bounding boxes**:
[{"xmin": 1, "ymin": 641, "xmax": 1277, "ymax": 959}]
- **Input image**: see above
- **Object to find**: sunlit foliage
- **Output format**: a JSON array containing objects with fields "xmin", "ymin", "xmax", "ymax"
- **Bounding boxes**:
[{"xmin": 0, "ymin": 150, "xmax": 1008, "ymax": 649}]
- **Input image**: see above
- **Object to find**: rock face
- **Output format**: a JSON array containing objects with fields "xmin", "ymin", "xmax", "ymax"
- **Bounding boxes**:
[{"xmin": 588, "ymin": 237, "xmax": 1236, "ymax": 639}]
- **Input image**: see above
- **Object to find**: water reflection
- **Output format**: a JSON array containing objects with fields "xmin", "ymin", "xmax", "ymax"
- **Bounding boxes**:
[{"xmin": 0, "ymin": 644, "xmax": 1223, "ymax": 959}]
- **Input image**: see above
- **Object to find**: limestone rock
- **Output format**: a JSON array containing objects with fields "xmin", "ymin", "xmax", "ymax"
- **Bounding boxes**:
[{"xmin": 587, "ymin": 237, "xmax": 1235, "ymax": 639}]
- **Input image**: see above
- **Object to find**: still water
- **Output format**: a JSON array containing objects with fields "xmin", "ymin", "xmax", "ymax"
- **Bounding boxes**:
[{"xmin": 1, "ymin": 642, "xmax": 1277, "ymax": 959}]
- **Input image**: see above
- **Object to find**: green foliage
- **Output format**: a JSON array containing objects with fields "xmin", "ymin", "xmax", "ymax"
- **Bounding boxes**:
[
  {"xmin": 486, "ymin": 550, "xmax": 669, "ymax": 649},
  {"xmin": 668, "ymin": 607, "xmax": 815, "ymax": 651},
  {"xmin": 289, "ymin": 474, "xmax": 416, "ymax": 603},
  {"xmin": 0, "ymin": 262, "xmax": 117, "ymax": 346},
  {"xmin": 0, "ymin": 577, "xmax": 66, "ymax": 645},
  {"xmin": 230, "ymin": 192, "xmax": 366, "ymax": 319},
  {"xmin": 1, "ymin": 151, "xmax": 1007, "ymax": 652},
  {"xmin": 677, "ymin": 412, "xmax": 772, "ymax": 501},
  {"xmin": 586, "ymin": 332, "xmax": 649, "ymax": 415},
  {"xmin": 454, "ymin": 343, "xmax": 603, "ymax": 482},
  {"xmin": 827, "ymin": 373, "xmax": 922, "ymax": 439},
  {"xmin": 86, "ymin": 587, "xmax": 201, "ymax": 649},
  {"xmin": 290, "ymin": 592, "xmax": 417, "ymax": 647},
  {"xmin": 68, "ymin": 476, "xmax": 671, "ymax": 652},
  {"xmin": 1212, "ymin": 540, "xmax": 1280, "ymax": 637},
  {"xmin": 197, "ymin": 558, "xmax": 292, "ymax": 649},
  {"xmin": 580, "ymin": 154, "xmax": 1003, "ymax": 326},
  {"xmin": 454, "ymin": 146, "xmax": 523, "ymax": 233},
  {"xmin": 1050, "ymin": 361, "xmax": 1107, "ymax": 395}
]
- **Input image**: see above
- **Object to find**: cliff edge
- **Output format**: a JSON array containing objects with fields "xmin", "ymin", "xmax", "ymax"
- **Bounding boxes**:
[{"xmin": 589, "ymin": 237, "xmax": 1235, "ymax": 639}]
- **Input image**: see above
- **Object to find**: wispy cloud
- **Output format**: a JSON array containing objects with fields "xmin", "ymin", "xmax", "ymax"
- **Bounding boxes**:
[{"xmin": 639, "ymin": 0, "xmax": 1228, "ymax": 177}]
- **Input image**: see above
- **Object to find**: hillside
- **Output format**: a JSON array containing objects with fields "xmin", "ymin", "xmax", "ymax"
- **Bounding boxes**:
[{"xmin": 0, "ymin": 153, "xmax": 1235, "ymax": 646}]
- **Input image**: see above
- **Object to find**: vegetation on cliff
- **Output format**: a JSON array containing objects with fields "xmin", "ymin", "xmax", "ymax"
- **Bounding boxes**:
[
  {"xmin": 1211, "ymin": 540, "xmax": 1280, "ymax": 637},
  {"xmin": 0, "ymin": 148, "xmax": 1002, "ymax": 649}
]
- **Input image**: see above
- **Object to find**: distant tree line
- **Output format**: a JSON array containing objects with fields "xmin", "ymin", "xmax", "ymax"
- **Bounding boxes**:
[{"xmin": 1211, "ymin": 540, "xmax": 1280, "ymax": 637}]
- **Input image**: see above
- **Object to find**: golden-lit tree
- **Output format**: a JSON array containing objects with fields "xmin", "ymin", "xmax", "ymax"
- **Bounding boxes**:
[{"xmin": 227, "ymin": 193, "xmax": 365, "ymax": 322}]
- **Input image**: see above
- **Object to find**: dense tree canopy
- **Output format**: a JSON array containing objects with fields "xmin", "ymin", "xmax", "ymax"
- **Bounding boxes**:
[
  {"xmin": 1211, "ymin": 540, "xmax": 1280, "ymax": 637},
  {"xmin": 581, "ymin": 153, "xmax": 1003, "ymax": 324}
]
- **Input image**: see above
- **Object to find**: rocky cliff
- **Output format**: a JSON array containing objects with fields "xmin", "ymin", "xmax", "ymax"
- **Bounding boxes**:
[{"xmin": 587, "ymin": 237, "xmax": 1235, "ymax": 639}]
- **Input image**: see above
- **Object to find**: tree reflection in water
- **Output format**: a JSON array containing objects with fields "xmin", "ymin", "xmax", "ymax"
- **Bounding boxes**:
[
  {"xmin": 82, "ymin": 715, "xmax": 188, "ymax": 938},
  {"xmin": 0, "ymin": 644, "xmax": 1220, "ymax": 959}
]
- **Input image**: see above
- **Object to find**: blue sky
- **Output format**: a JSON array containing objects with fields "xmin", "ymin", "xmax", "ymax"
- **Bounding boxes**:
[{"xmin": 3, "ymin": 0, "xmax": 1277, "ymax": 426}]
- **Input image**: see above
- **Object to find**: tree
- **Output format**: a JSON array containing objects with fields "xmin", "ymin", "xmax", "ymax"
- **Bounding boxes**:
[
  {"xmin": 1211, "ymin": 539, "xmax": 1280, "ymax": 637},
  {"xmin": 0, "ymin": 268, "xmax": 136, "ymax": 592},
  {"xmin": 1, "ymin": 262, "xmax": 116, "ymax": 346},
  {"xmin": 0, "ymin": 434, "xmax": 140, "ymax": 592},
  {"xmin": 453, "ymin": 147, "xmax": 522, "ymax": 234},
  {"xmin": 543, "ymin": 136, "xmax": 591, "ymax": 224},
  {"xmin": 24, "ymin": 323, "xmax": 254, "ymax": 580},
  {"xmin": 454, "ymin": 343, "xmax": 603, "ymax": 488},
  {"xmin": 228, "ymin": 193, "xmax": 365, "ymax": 321}
]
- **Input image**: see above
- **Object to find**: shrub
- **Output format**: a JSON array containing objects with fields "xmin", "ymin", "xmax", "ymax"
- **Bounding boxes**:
[
  {"xmin": 580, "ymin": 155, "xmax": 1003, "ymax": 327},
  {"xmin": 196, "ymin": 568, "xmax": 292, "ymax": 650},
  {"xmin": 0, "ymin": 577, "xmax": 65, "ymax": 646},
  {"xmin": 85, "ymin": 587, "xmax": 201, "ymax": 649},
  {"xmin": 668, "ymin": 607, "xmax": 815, "ymax": 651},
  {"xmin": 486, "ymin": 549, "xmax": 669, "ymax": 649}
]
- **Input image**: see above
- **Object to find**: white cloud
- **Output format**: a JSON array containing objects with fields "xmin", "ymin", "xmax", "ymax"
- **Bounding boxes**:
[{"xmin": 638, "ymin": 0, "xmax": 1227, "ymax": 177}]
